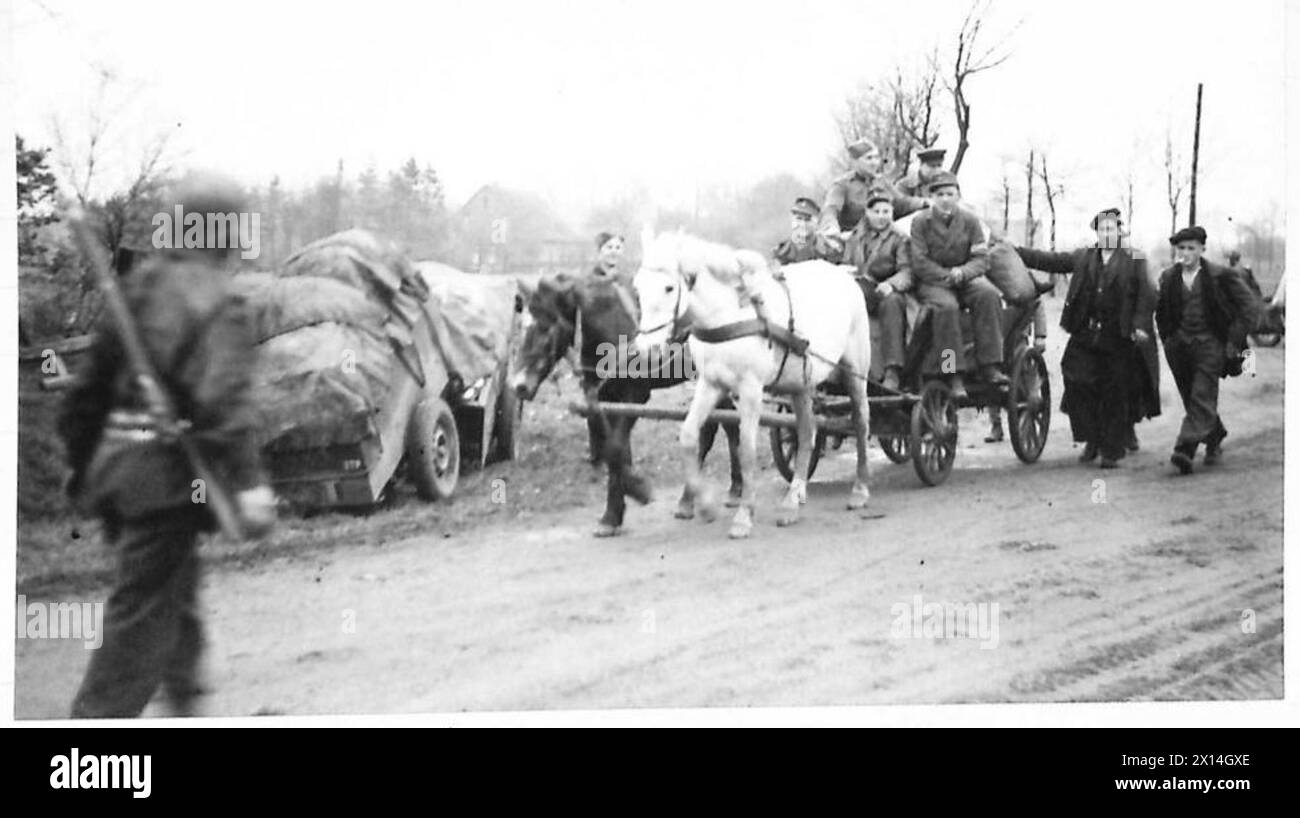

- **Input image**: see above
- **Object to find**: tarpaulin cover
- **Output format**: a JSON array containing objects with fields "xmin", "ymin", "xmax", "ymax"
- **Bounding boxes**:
[
  {"xmin": 238, "ymin": 230, "xmax": 429, "ymax": 451},
  {"xmin": 416, "ymin": 261, "xmax": 520, "ymax": 388}
]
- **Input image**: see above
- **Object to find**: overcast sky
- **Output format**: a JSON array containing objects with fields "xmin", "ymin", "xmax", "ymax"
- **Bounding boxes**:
[{"xmin": 9, "ymin": 0, "xmax": 1289, "ymax": 252}]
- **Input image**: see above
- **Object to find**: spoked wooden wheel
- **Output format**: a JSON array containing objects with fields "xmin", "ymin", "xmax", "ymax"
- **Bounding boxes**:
[
  {"xmin": 909, "ymin": 380, "xmax": 958, "ymax": 486},
  {"xmin": 1007, "ymin": 347, "xmax": 1051, "ymax": 463},
  {"xmin": 879, "ymin": 434, "xmax": 911, "ymax": 464},
  {"xmin": 769, "ymin": 402, "xmax": 827, "ymax": 482}
]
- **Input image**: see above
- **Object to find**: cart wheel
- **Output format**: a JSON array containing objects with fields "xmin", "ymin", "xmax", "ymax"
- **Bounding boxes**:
[
  {"xmin": 488, "ymin": 374, "xmax": 520, "ymax": 463},
  {"xmin": 1007, "ymin": 347, "xmax": 1051, "ymax": 463},
  {"xmin": 769, "ymin": 403, "xmax": 826, "ymax": 482},
  {"xmin": 910, "ymin": 380, "xmax": 958, "ymax": 486},
  {"xmin": 879, "ymin": 434, "xmax": 911, "ymax": 464},
  {"xmin": 407, "ymin": 397, "xmax": 460, "ymax": 500}
]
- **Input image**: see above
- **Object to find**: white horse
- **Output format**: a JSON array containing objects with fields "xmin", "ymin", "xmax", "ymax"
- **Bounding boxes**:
[{"xmin": 633, "ymin": 229, "xmax": 872, "ymax": 539}]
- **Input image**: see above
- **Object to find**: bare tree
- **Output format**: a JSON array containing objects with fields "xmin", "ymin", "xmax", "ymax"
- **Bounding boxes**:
[
  {"xmin": 47, "ymin": 69, "xmax": 178, "ymax": 331},
  {"xmin": 945, "ymin": 0, "xmax": 1020, "ymax": 174},
  {"xmin": 1164, "ymin": 129, "xmax": 1190, "ymax": 240},
  {"xmin": 834, "ymin": 60, "xmax": 941, "ymax": 179},
  {"xmin": 1023, "ymin": 149, "xmax": 1037, "ymax": 247},
  {"xmin": 889, "ymin": 52, "xmax": 943, "ymax": 159},
  {"xmin": 1122, "ymin": 169, "xmax": 1136, "ymax": 230},
  {"xmin": 999, "ymin": 169, "xmax": 1012, "ymax": 236},
  {"xmin": 1037, "ymin": 154, "xmax": 1064, "ymax": 251}
]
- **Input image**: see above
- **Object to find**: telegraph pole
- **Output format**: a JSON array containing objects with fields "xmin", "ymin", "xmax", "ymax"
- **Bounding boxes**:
[{"xmin": 1189, "ymin": 83, "xmax": 1203, "ymax": 226}]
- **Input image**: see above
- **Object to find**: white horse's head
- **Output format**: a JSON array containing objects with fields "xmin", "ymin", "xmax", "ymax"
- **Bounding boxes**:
[{"xmin": 633, "ymin": 228, "xmax": 771, "ymax": 353}]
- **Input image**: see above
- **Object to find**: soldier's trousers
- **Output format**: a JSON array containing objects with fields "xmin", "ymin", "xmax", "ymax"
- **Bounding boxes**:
[
  {"xmin": 1164, "ymin": 332, "xmax": 1227, "ymax": 453},
  {"xmin": 860, "ymin": 284, "xmax": 908, "ymax": 370},
  {"xmin": 915, "ymin": 277, "xmax": 1004, "ymax": 372},
  {"xmin": 70, "ymin": 507, "xmax": 205, "ymax": 718}
]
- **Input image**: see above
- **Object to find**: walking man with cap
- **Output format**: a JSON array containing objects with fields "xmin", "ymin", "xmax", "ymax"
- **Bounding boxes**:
[
  {"xmin": 909, "ymin": 170, "xmax": 1007, "ymax": 398},
  {"xmin": 1156, "ymin": 226, "xmax": 1259, "ymax": 474},
  {"xmin": 61, "ymin": 172, "xmax": 277, "ymax": 717},
  {"xmin": 897, "ymin": 147, "xmax": 948, "ymax": 199},
  {"xmin": 819, "ymin": 138, "xmax": 928, "ymax": 255},
  {"xmin": 773, "ymin": 197, "xmax": 842, "ymax": 264}
]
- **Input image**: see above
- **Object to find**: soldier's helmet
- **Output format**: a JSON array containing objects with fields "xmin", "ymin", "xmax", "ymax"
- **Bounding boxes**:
[{"xmin": 164, "ymin": 171, "xmax": 248, "ymax": 260}]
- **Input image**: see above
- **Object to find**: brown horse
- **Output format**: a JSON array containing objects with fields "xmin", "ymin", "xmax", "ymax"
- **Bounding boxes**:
[{"xmin": 512, "ymin": 273, "xmax": 742, "ymax": 537}]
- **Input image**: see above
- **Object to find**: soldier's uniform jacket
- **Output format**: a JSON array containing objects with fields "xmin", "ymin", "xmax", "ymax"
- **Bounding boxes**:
[
  {"xmin": 819, "ymin": 172, "xmax": 929, "ymax": 235},
  {"xmin": 771, "ymin": 234, "xmax": 843, "ymax": 265},
  {"xmin": 895, "ymin": 171, "xmax": 925, "ymax": 199},
  {"xmin": 845, "ymin": 224, "xmax": 913, "ymax": 292},
  {"xmin": 909, "ymin": 207, "xmax": 990, "ymax": 287},
  {"xmin": 60, "ymin": 252, "xmax": 266, "ymax": 523},
  {"xmin": 1156, "ymin": 259, "xmax": 1259, "ymax": 353}
]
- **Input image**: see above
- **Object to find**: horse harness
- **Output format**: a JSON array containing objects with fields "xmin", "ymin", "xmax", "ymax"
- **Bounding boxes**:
[{"xmin": 682, "ymin": 271, "xmax": 810, "ymax": 386}]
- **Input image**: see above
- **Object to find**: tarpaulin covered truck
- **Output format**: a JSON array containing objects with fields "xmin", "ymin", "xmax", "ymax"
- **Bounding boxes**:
[{"xmin": 239, "ymin": 230, "xmax": 522, "ymax": 510}]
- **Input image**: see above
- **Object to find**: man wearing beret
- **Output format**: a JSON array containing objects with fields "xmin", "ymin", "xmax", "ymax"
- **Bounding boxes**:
[
  {"xmin": 819, "ymin": 138, "xmax": 929, "ymax": 252},
  {"xmin": 1156, "ymin": 226, "xmax": 1260, "ymax": 474},
  {"xmin": 773, "ymin": 197, "xmax": 843, "ymax": 264},
  {"xmin": 909, "ymin": 171, "xmax": 1007, "ymax": 398},
  {"xmin": 896, "ymin": 147, "xmax": 948, "ymax": 199},
  {"xmin": 845, "ymin": 192, "xmax": 914, "ymax": 391}
]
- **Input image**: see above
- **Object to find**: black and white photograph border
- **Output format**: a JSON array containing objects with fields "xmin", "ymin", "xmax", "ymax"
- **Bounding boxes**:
[{"xmin": 1, "ymin": 0, "xmax": 1298, "ymax": 727}]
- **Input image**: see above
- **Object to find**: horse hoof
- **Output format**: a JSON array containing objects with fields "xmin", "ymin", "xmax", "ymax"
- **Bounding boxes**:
[
  {"xmin": 674, "ymin": 501, "xmax": 695, "ymax": 520},
  {"xmin": 626, "ymin": 476, "xmax": 653, "ymax": 506},
  {"xmin": 593, "ymin": 523, "xmax": 621, "ymax": 538},
  {"xmin": 697, "ymin": 504, "xmax": 719, "ymax": 524},
  {"xmin": 776, "ymin": 513, "xmax": 799, "ymax": 528},
  {"xmin": 727, "ymin": 522, "xmax": 752, "ymax": 539},
  {"xmin": 847, "ymin": 494, "xmax": 870, "ymax": 511},
  {"xmin": 724, "ymin": 495, "xmax": 742, "ymax": 509}
]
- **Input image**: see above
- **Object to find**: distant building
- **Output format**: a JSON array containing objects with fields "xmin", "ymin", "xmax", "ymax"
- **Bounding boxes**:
[{"xmin": 454, "ymin": 185, "xmax": 588, "ymax": 275}]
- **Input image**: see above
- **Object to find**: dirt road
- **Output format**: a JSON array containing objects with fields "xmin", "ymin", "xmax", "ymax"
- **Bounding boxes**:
[{"xmin": 14, "ymin": 338, "xmax": 1284, "ymax": 717}]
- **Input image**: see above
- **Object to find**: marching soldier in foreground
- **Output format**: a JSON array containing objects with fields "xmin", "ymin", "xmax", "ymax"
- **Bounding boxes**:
[
  {"xmin": 1156, "ymin": 226, "xmax": 1259, "ymax": 474},
  {"xmin": 772, "ymin": 197, "xmax": 842, "ymax": 264},
  {"xmin": 909, "ymin": 171, "xmax": 1007, "ymax": 399},
  {"xmin": 61, "ymin": 174, "xmax": 277, "ymax": 717}
]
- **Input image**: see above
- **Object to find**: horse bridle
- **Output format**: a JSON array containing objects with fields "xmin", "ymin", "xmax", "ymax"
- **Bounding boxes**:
[{"xmin": 640, "ymin": 266, "xmax": 695, "ymax": 340}]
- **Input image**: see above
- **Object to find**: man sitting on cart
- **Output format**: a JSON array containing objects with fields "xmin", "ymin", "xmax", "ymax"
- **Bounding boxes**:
[
  {"xmin": 909, "ymin": 171, "xmax": 1008, "ymax": 399},
  {"xmin": 819, "ymin": 138, "xmax": 929, "ymax": 258},
  {"xmin": 772, "ymin": 197, "xmax": 843, "ymax": 264},
  {"xmin": 845, "ymin": 191, "xmax": 914, "ymax": 392}
]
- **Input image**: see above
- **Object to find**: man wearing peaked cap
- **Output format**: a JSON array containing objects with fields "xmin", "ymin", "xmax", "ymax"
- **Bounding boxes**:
[
  {"xmin": 1155, "ymin": 224, "xmax": 1260, "ymax": 474},
  {"xmin": 773, "ymin": 196, "xmax": 842, "ymax": 264},
  {"xmin": 819, "ymin": 139, "xmax": 929, "ymax": 241},
  {"xmin": 897, "ymin": 146, "xmax": 948, "ymax": 199},
  {"xmin": 907, "ymin": 169, "xmax": 1007, "ymax": 398}
]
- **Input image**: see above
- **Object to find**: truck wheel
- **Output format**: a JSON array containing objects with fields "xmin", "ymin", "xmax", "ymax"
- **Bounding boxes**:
[
  {"xmin": 407, "ymin": 397, "xmax": 459, "ymax": 500},
  {"xmin": 489, "ymin": 377, "xmax": 520, "ymax": 463}
]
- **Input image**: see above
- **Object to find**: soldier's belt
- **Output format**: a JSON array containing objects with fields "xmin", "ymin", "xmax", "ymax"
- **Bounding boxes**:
[{"xmin": 104, "ymin": 410, "xmax": 163, "ymax": 443}]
